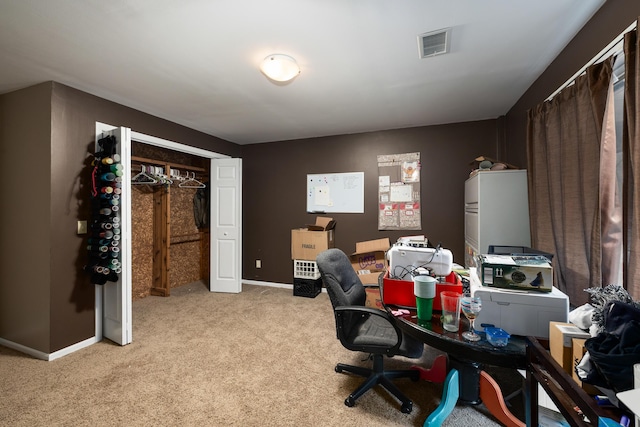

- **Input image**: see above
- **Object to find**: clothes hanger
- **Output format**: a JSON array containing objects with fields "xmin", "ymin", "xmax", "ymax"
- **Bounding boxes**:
[
  {"xmin": 152, "ymin": 165, "xmax": 173, "ymax": 185},
  {"xmin": 131, "ymin": 164, "xmax": 158, "ymax": 185},
  {"xmin": 179, "ymin": 171, "xmax": 206, "ymax": 188}
]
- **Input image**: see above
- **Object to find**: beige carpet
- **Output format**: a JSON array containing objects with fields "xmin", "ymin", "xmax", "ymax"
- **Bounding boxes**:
[{"xmin": 0, "ymin": 282, "xmax": 524, "ymax": 426}]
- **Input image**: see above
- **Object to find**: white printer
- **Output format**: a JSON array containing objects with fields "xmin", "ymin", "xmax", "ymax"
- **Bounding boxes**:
[{"xmin": 470, "ymin": 268, "xmax": 569, "ymax": 339}]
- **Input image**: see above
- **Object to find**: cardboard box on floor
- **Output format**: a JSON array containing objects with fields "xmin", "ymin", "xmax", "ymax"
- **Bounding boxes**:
[
  {"xmin": 291, "ymin": 217, "xmax": 336, "ymax": 260},
  {"xmin": 350, "ymin": 238, "xmax": 390, "ymax": 285}
]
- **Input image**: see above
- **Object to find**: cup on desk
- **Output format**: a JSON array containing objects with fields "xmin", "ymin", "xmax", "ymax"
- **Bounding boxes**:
[
  {"xmin": 413, "ymin": 275, "xmax": 436, "ymax": 321},
  {"xmin": 440, "ymin": 291, "xmax": 462, "ymax": 332}
]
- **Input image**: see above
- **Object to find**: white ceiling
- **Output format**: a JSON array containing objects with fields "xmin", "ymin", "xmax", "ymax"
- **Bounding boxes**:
[{"xmin": 0, "ymin": 1, "xmax": 604, "ymax": 145}]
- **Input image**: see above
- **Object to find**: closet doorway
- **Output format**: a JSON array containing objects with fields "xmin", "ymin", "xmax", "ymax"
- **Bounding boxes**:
[
  {"xmin": 94, "ymin": 123, "xmax": 242, "ymax": 346},
  {"xmin": 130, "ymin": 141, "xmax": 210, "ymax": 300}
]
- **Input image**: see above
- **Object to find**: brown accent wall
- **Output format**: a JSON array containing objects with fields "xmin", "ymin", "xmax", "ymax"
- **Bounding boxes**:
[
  {"xmin": 0, "ymin": 81, "xmax": 239, "ymax": 354},
  {"xmin": 504, "ymin": 1, "xmax": 640, "ymax": 167},
  {"xmin": 0, "ymin": 83, "xmax": 52, "ymax": 353},
  {"xmin": 241, "ymin": 121, "xmax": 503, "ymax": 284}
]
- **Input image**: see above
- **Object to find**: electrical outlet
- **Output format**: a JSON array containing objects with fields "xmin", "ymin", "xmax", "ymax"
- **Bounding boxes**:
[
  {"xmin": 256, "ymin": 259, "xmax": 262, "ymax": 269},
  {"xmin": 77, "ymin": 220, "xmax": 87, "ymax": 234}
]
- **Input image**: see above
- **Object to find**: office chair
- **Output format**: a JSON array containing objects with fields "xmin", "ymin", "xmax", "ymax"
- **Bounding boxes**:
[{"xmin": 316, "ymin": 248, "xmax": 424, "ymax": 413}]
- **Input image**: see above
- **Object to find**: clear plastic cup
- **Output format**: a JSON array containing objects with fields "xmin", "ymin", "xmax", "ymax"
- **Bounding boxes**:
[{"xmin": 440, "ymin": 291, "xmax": 462, "ymax": 332}]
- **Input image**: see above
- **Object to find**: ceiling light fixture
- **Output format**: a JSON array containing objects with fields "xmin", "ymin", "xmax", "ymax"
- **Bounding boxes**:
[{"xmin": 260, "ymin": 54, "xmax": 300, "ymax": 82}]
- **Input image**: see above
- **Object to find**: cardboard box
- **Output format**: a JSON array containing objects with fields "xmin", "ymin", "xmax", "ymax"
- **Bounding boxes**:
[
  {"xmin": 364, "ymin": 286, "xmax": 383, "ymax": 310},
  {"xmin": 382, "ymin": 270, "xmax": 462, "ymax": 310},
  {"xmin": 571, "ymin": 338, "xmax": 600, "ymax": 395},
  {"xmin": 350, "ymin": 238, "xmax": 390, "ymax": 285},
  {"xmin": 291, "ymin": 217, "xmax": 336, "ymax": 260},
  {"xmin": 549, "ymin": 321, "xmax": 590, "ymax": 374},
  {"xmin": 306, "ymin": 216, "xmax": 336, "ymax": 231},
  {"xmin": 479, "ymin": 254, "xmax": 553, "ymax": 292}
]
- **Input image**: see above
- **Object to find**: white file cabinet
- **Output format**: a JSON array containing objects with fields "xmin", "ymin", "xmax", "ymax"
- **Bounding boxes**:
[{"xmin": 464, "ymin": 170, "xmax": 531, "ymax": 268}]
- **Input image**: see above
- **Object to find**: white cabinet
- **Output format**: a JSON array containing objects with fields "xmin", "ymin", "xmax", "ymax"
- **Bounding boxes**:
[{"xmin": 464, "ymin": 170, "xmax": 531, "ymax": 267}]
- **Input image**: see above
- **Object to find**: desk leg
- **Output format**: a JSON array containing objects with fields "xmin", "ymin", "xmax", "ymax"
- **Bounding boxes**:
[
  {"xmin": 411, "ymin": 354, "xmax": 448, "ymax": 384},
  {"xmin": 449, "ymin": 358, "xmax": 481, "ymax": 405},
  {"xmin": 424, "ymin": 369, "xmax": 459, "ymax": 427},
  {"xmin": 479, "ymin": 370, "xmax": 525, "ymax": 427}
]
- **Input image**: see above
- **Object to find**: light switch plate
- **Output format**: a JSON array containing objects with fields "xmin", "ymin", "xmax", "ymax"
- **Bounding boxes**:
[{"xmin": 77, "ymin": 220, "xmax": 87, "ymax": 234}]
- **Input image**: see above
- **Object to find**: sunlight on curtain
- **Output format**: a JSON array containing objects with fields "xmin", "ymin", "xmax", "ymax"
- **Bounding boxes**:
[
  {"xmin": 527, "ymin": 59, "xmax": 617, "ymax": 305},
  {"xmin": 624, "ymin": 27, "xmax": 640, "ymax": 301}
]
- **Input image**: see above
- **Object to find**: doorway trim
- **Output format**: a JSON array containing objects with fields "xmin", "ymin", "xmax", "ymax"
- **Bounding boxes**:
[{"xmin": 95, "ymin": 123, "xmax": 232, "ymax": 343}]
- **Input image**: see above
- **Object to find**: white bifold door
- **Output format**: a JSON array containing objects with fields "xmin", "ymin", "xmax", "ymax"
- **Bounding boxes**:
[{"xmin": 95, "ymin": 123, "xmax": 242, "ymax": 346}]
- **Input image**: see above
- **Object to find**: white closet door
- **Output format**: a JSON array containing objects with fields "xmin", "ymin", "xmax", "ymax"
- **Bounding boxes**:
[
  {"xmin": 95, "ymin": 123, "xmax": 132, "ymax": 346},
  {"xmin": 209, "ymin": 158, "xmax": 242, "ymax": 293}
]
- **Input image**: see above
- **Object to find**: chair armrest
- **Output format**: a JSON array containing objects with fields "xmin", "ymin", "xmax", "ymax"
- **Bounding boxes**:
[{"xmin": 335, "ymin": 305, "xmax": 393, "ymax": 318}]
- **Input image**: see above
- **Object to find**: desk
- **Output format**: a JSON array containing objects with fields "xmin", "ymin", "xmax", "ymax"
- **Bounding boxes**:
[{"xmin": 391, "ymin": 308, "xmax": 527, "ymax": 427}]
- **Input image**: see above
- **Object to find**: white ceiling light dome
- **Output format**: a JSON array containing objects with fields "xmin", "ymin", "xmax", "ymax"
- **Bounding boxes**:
[{"xmin": 260, "ymin": 54, "xmax": 300, "ymax": 82}]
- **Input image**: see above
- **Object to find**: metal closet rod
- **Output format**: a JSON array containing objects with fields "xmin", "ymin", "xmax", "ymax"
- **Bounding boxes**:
[{"xmin": 131, "ymin": 155, "xmax": 208, "ymax": 173}]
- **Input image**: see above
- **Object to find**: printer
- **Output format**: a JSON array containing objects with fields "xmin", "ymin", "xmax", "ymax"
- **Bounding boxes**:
[{"xmin": 470, "ymin": 268, "xmax": 569, "ymax": 339}]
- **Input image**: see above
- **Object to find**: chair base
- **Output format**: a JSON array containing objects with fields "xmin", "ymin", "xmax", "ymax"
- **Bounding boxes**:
[{"xmin": 335, "ymin": 354, "xmax": 420, "ymax": 413}]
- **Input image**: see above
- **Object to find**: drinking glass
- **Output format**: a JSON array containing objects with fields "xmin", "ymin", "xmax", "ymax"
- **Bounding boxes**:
[{"xmin": 460, "ymin": 294, "xmax": 482, "ymax": 341}]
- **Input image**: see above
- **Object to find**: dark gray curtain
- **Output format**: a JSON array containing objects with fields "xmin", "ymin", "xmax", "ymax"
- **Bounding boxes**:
[
  {"xmin": 624, "ymin": 26, "xmax": 640, "ymax": 301},
  {"xmin": 526, "ymin": 58, "xmax": 617, "ymax": 305}
]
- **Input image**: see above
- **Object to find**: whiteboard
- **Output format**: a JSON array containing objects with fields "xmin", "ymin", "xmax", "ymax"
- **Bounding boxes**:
[{"xmin": 307, "ymin": 172, "xmax": 364, "ymax": 213}]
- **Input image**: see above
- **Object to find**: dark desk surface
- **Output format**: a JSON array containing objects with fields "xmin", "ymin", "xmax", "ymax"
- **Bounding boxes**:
[{"xmin": 391, "ymin": 308, "xmax": 528, "ymax": 370}]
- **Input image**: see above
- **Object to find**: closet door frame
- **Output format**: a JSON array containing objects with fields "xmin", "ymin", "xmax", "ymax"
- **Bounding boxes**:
[{"xmin": 95, "ymin": 122, "xmax": 241, "ymax": 346}]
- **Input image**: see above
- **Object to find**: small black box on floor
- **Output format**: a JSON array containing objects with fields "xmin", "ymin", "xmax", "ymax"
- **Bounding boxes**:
[{"xmin": 293, "ymin": 277, "xmax": 322, "ymax": 298}]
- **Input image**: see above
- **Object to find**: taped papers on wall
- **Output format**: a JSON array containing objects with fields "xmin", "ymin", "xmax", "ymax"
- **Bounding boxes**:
[{"xmin": 378, "ymin": 152, "xmax": 421, "ymax": 230}]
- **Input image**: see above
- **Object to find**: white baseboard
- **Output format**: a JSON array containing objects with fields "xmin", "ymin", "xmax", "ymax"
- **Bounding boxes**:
[
  {"xmin": 0, "ymin": 335, "xmax": 99, "ymax": 361},
  {"xmin": 242, "ymin": 280, "xmax": 327, "ymax": 293},
  {"xmin": 243, "ymin": 279, "xmax": 293, "ymax": 289}
]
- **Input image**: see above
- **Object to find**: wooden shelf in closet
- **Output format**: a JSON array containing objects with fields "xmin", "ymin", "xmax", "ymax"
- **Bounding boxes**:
[{"xmin": 131, "ymin": 155, "xmax": 207, "ymax": 173}]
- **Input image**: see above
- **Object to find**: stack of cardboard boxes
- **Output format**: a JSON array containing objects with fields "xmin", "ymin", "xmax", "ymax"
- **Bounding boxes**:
[
  {"xmin": 349, "ymin": 238, "xmax": 391, "ymax": 309},
  {"xmin": 549, "ymin": 321, "xmax": 599, "ymax": 395},
  {"xmin": 290, "ymin": 217, "xmax": 336, "ymax": 297}
]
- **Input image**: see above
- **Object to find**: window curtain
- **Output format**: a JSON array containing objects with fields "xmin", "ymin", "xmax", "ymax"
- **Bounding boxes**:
[
  {"xmin": 526, "ymin": 58, "xmax": 617, "ymax": 305},
  {"xmin": 624, "ymin": 25, "xmax": 640, "ymax": 301}
]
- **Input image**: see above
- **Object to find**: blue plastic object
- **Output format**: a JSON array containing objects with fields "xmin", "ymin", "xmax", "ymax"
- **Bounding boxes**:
[
  {"xmin": 424, "ymin": 369, "xmax": 459, "ymax": 427},
  {"xmin": 484, "ymin": 327, "xmax": 510, "ymax": 347}
]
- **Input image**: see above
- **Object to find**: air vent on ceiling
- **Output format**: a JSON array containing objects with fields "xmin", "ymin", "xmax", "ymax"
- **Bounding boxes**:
[{"xmin": 418, "ymin": 28, "xmax": 451, "ymax": 59}]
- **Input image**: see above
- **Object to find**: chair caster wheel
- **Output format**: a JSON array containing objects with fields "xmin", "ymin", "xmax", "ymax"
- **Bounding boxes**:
[
  {"xmin": 345, "ymin": 396, "xmax": 355, "ymax": 407},
  {"xmin": 401, "ymin": 401, "xmax": 413, "ymax": 414}
]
